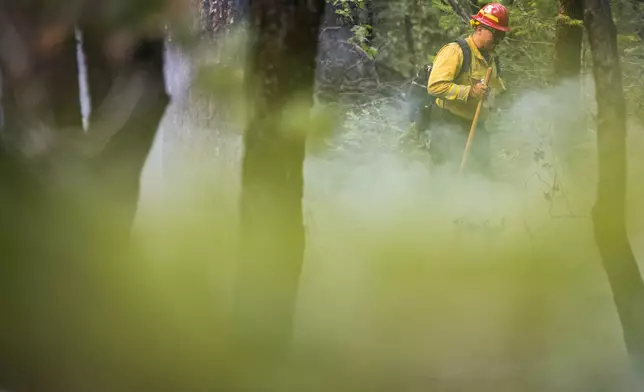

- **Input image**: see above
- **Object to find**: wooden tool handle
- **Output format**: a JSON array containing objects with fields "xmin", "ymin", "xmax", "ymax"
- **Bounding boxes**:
[{"xmin": 459, "ymin": 66, "xmax": 493, "ymax": 175}]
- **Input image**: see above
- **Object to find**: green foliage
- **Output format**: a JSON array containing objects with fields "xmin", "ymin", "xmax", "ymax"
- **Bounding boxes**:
[
  {"xmin": 350, "ymin": 24, "xmax": 378, "ymax": 58},
  {"xmin": 327, "ymin": 0, "xmax": 378, "ymax": 58},
  {"xmin": 331, "ymin": 0, "xmax": 360, "ymax": 21},
  {"xmin": 324, "ymin": 0, "xmax": 643, "ymax": 120},
  {"xmin": 494, "ymin": 0, "xmax": 557, "ymax": 89},
  {"xmin": 370, "ymin": 0, "xmax": 469, "ymax": 77},
  {"xmin": 555, "ymin": 14, "xmax": 584, "ymax": 27}
]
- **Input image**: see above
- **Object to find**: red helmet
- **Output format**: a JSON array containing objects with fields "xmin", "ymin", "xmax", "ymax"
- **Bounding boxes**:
[{"xmin": 471, "ymin": 2, "xmax": 511, "ymax": 32}]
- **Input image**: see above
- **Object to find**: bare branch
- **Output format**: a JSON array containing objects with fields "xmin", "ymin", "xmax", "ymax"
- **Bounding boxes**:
[{"xmin": 442, "ymin": 0, "xmax": 471, "ymax": 24}]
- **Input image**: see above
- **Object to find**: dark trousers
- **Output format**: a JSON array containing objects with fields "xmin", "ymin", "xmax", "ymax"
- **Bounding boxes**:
[{"xmin": 424, "ymin": 105, "xmax": 491, "ymax": 175}]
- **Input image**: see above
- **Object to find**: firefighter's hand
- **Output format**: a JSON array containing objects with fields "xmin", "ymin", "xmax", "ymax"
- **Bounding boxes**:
[{"xmin": 469, "ymin": 82, "xmax": 489, "ymax": 100}]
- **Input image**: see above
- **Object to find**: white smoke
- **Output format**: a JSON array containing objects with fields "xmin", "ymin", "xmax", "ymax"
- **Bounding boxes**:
[{"xmin": 133, "ymin": 39, "xmax": 644, "ymax": 388}]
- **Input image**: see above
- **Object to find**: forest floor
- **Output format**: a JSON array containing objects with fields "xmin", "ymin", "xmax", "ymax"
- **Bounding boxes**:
[{"xmin": 130, "ymin": 49, "xmax": 644, "ymax": 390}]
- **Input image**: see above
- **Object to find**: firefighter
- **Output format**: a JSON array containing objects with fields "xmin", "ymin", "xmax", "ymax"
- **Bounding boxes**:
[{"xmin": 427, "ymin": 2, "xmax": 510, "ymax": 175}]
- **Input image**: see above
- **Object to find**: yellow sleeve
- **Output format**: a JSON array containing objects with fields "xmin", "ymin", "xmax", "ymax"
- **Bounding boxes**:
[{"xmin": 427, "ymin": 43, "xmax": 471, "ymax": 102}]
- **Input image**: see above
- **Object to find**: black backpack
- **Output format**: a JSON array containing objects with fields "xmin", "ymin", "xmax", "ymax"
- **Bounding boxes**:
[
  {"xmin": 407, "ymin": 38, "xmax": 501, "ymax": 126},
  {"xmin": 407, "ymin": 38, "xmax": 472, "ymax": 124}
]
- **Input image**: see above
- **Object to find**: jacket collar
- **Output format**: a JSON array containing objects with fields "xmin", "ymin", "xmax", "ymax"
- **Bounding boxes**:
[{"xmin": 466, "ymin": 35, "xmax": 495, "ymax": 63}]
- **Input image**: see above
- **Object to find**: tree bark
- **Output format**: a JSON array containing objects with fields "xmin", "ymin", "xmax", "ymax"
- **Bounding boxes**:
[
  {"xmin": 232, "ymin": 0, "xmax": 248, "ymax": 24},
  {"xmin": 234, "ymin": 0, "xmax": 325, "ymax": 358},
  {"xmin": 468, "ymin": 0, "xmax": 479, "ymax": 14},
  {"xmin": 443, "ymin": 0, "xmax": 471, "ymax": 24},
  {"xmin": 585, "ymin": 0, "xmax": 644, "ymax": 374},
  {"xmin": 554, "ymin": 0, "xmax": 584, "ymax": 80},
  {"xmin": 366, "ymin": 0, "xmax": 375, "ymax": 42},
  {"xmin": 202, "ymin": 0, "xmax": 214, "ymax": 32},
  {"xmin": 404, "ymin": 14, "xmax": 416, "ymax": 69},
  {"xmin": 79, "ymin": 21, "xmax": 170, "ymax": 243},
  {"xmin": 0, "ymin": 1, "xmax": 169, "ymax": 389},
  {"xmin": 201, "ymin": 0, "xmax": 236, "ymax": 36}
]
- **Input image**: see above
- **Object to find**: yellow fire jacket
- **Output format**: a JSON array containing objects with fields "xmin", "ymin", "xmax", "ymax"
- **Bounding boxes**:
[{"xmin": 427, "ymin": 35, "xmax": 505, "ymax": 122}]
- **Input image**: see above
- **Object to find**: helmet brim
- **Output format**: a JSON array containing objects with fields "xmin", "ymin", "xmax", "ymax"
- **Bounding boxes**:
[{"xmin": 471, "ymin": 15, "xmax": 511, "ymax": 32}]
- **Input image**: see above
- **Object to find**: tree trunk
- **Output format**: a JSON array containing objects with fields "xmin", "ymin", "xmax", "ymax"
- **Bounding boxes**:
[
  {"xmin": 234, "ymin": 0, "xmax": 325, "ymax": 358},
  {"xmin": 202, "ymin": 0, "xmax": 214, "ymax": 32},
  {"xmin": 553, "ymin": 0, "xmax": 584, "ymax": 162},
  {"xmin": 468, "ymin": 0, "xmax": 479, "ymax": 14},
  {"xmin": 554, "ymin": 0, "xmax": 584, "ymax": 80},
  {"xmin": 79, "ymin": 23, "xmax": 169, "ymax": 243},
  {"xmin": 585, "ymin": 0, "xmax": 644, "ymax": 374},
  {"xmin": 201, "ymin": 0, "xmax": 237, "ymax": 36},
  {"xmin": 232, "ymin": 0, "xmax": 248, "ymax": 24},
  {"xmin": 366, "ymin": 0, "xmax": 375, "ymax": 42},
  {"xmin": 404, "ymin": 14, "xmax": 416, "ymax": 69},
  {"xmin": 443, "ymin": 0, "xmax": 471, "ymax": 24},
  {"xmin": 0, "ymin": 1, "xmax": 169, "ymax": 389}
]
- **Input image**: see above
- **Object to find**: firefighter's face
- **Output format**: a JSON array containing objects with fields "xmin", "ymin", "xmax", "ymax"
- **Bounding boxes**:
[{"xmin": 478, "ymin": 26, "xmax": 505, "ymax": 50}]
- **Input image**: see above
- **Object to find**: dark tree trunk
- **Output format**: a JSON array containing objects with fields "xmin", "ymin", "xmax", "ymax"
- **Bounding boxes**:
[
  {"xmin": 631, "ymin": 0, "xmax": 644, "ymax": 39},
  {"xmin": 444, "ymin": 0, "xmax": 471, "ymax": 24},
  {"xmin": 366, "ymin": 0, "xmax": 375, "ymax": 42},
  {"xmin": 232, "ymin": 0, "xmax": 248, "ymax": 24},
  {"xmin": 404, "ymin": 14, "xmax": 415, "ymax": 69},
  {"xmin": 234, "ymin": 0, "xmax": 325, "ymax": 358},
  {"xmin": 554, "ymin": 0, "xmax": 584, "ymax": 79},
  {"xmin": 79, "ymin": 21, "xmax": 170, "ymax": 243},
  {"xmin": 0, "ymin": 1, "xmax": 169, "ymax": 389},
  {"xmin": 468, "ymin": 0, "xmax": 479, "ymax": 14},
  {"xmin": 585, "ymin": 0, "xmax": 644, "ymax": 374}
]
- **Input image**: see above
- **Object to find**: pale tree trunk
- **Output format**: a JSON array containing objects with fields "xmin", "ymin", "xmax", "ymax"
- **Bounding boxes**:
[
  {"xmin": 202, "ymin": 0, "xmax": 214, "ymax": 32},
  {"xmin": 554, "ymin": 0, "xmax": 584, "ymax": 80},
  {"xmin": 553, "ymin": 0, "xmax": 585, "ymax": 164},
  {"xmin": 234, "ymin": 0, "xmax": 325, "ymax": 359},
  {"xmin": 232, "ymin": 0, "xmax": 249, "ymax": 23},
  {"xmin": 585, "ymin": 0, "xmax": 644, "ymax": 375},
  {"xmin": 201, "ymin": 0, "xmax": 236, "ymax": 36}
]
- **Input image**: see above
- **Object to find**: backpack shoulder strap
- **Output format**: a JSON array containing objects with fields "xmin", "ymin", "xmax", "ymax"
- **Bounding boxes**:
[
  {"xmin": 493, "ymin": 55, "xmax": 501, "ymax": 76},
  {"xmin": 454, "ymin": 38, "xmax": 472, "ymax": 79}
]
